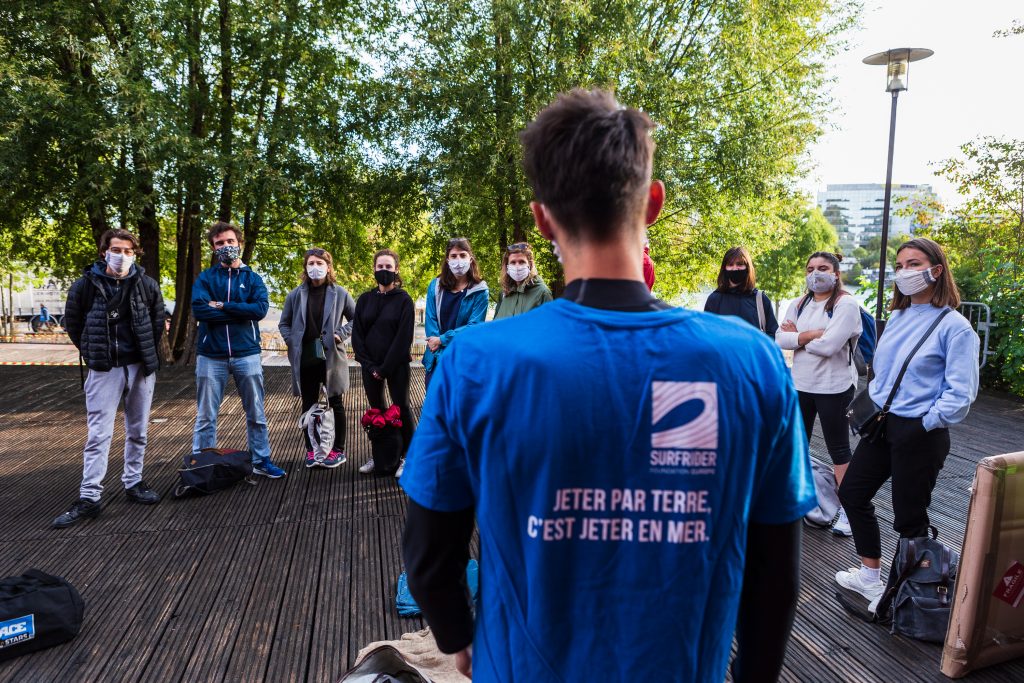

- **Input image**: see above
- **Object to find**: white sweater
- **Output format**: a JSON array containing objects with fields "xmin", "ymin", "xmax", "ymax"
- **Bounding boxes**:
[{"xmin": 775, "ymin": 294, "xmax": 862, "ymax": 394}]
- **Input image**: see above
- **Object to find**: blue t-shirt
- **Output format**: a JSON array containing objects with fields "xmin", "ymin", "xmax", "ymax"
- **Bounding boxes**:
[
  {"xmin": 439, "ymin": 289, "xmax": 465, "ymax": 334},
  {"xmin": 402, "ymin": 299, "xmax": 814, "ymax": 682}
]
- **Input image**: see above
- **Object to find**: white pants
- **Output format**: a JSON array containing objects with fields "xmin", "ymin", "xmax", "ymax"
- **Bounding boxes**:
[{"xmin": 80, "ymin": 364, "xmax": 156, "ymax": 501}]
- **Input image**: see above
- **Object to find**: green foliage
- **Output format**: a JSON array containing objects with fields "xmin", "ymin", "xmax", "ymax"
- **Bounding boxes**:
[
  {"xmin": 756, "ymin": 207, "xmax": 839, "ymax": 303},
  {"xmin": 929, "ymin": 135, "xmax": 1024, "ymax": 395}
]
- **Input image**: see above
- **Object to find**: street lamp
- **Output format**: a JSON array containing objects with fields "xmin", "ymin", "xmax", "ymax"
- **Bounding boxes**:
[{"xmin": 862, "ymin": 47, "xmax": 933, "ymax": 336}]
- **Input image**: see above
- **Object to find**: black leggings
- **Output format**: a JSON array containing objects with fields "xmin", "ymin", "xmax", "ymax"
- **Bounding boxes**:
[
  {"xmin": 838, "ymin": 414, "xmax": 949, "ymax": 560},
  {"xmin": 361, "ymin": 363, "xmax": 415, "ymax": 455},
  {"xmin": 798, "ymin": 385, "xmax": 855, "ymax": 466},
  {"xmin": 299, "ymin": 359, "xmax": 346, "ymax": 452}
]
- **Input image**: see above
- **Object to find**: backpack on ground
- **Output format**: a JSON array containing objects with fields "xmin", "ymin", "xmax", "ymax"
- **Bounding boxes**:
[
  {"xmin": 803, "ymin": 459, "xmax": 840, "ymax": 528},
  {"xmin": 0, "ymin": 569, "xmax": 84, "ymax": 662},
  {"xmin": 874, "ymin": 526, "xmax": 959, "ymax": 643},
  {"xmin": 174, "ymin": 448, "xmax": 254, "ymax": 497},
  {"xmin": 300, "ymin": 386, "xmax": 335, "ymax": 464},
  {"xmin": 338, "ymin": 644, "xmax": 433, "ymax": 683},
  {"xmin": 796, "ymin": 294, "xmax": 877, "ymax": 376}
]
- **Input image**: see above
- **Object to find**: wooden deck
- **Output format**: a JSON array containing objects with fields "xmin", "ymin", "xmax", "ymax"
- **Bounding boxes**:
[{"xmin": 0, "ymin": 365, "xmax": 1021, "ymax": 682}]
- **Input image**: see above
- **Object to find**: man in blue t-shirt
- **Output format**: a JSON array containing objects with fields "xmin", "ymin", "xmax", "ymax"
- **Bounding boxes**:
[{"xmin": 401, "ymin": 89, "xmax": 815, "ymax": 682}]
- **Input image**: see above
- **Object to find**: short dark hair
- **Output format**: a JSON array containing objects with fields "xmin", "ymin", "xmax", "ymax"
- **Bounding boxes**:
[
  {"xmin": 207, "ymin": 221, "xmax": 243, "ymax": 247},
  {"xmin": 520, "ymin": 89, "xmax": 656, "ymax": 242},
  {"xmin": 891, "ymin": 238, "xmax": 961, "ymax": 310},
  {"xmin": 716, "ymin": 246, "xmax": 756, "ymax": 293},
  {"xmin": 98, "ymin": 229, "xmax": 142, "ymax": 257}
]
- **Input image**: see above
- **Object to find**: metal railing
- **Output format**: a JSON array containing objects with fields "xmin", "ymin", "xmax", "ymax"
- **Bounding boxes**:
[{"xmin": 959, "ymin": 301, "xmax": 995, "ymax": 368}]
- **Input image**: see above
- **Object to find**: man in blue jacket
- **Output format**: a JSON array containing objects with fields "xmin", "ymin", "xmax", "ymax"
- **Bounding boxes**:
[
  {"xmin": 401, "ymin": 90, "xmax": 815, "ymax": 681},
  {"xmin": 191, "ymin": 221, "xmax": 285, "ymax": 478}
]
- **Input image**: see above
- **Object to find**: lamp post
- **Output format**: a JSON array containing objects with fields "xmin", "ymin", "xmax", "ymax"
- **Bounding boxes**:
[{"xmin": 862, "ymin": 47, "xmax": 933, "ymax": 337}]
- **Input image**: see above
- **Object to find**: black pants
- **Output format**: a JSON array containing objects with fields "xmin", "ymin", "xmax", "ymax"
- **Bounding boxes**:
[
  {"xmin": 798, "ymin": 385, "xmax": 855, "ymax": 466},
  {"xmin": 361, "ymin": 363, "xmax": 415, "ymax": 455},
  {"xmin": 838, "ymin": 415, "xmax": 949, "ymax": 560},
  {"xmin": 299, "ymin": 358, "xmax": 346, "ymax": 452}
]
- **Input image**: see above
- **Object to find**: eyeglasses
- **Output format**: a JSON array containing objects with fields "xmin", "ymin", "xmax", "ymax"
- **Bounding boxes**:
[
  {"xmin": 108, "ymin": 247, "xmax": 136, "ymax": 256},
  {"xmin": 507, "ymin": 242, "xmax": 529, "ymax": 252}
]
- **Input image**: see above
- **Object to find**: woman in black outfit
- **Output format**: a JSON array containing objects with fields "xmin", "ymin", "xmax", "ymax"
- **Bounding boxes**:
[
  {"xmin": 704, "ymin": 246, "xmax": 778, "ymax": 335},
  {"xmin": 351, "ymin": 248, "xmax": 416, "ymax": 476}
]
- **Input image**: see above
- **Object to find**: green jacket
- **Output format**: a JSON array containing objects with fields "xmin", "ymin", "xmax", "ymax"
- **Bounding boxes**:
[{"xmin": 493, "ymin": 277, "xmax": 553, "ymax": 320}]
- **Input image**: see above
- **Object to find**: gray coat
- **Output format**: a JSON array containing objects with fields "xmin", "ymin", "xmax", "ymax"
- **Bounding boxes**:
[{"xmin": 279, "ymin": 282, "xmax": 356, "ymax": 397}]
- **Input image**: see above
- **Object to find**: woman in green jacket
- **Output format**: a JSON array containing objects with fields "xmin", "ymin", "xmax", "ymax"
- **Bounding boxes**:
[{"xmin": 493, "ymin": 242, "xmax": 552, "ymax": 320}]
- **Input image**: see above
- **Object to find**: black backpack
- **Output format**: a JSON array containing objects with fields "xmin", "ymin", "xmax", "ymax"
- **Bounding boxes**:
[
  {"xmin": 874, "ymin": 527, "xmax": 959, "ymax": 643},
  {"xmin": 173, "ymin": 448, "xmax": 254, "ymax": 497},
  {"xmin": 0, "ymin": 570, "xmax": 84, "ymax": 661}
]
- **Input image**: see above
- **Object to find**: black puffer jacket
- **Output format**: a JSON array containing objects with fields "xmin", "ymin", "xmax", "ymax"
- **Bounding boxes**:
[{"xmin": 64, "ymin": 262, "xmax": 165, "ymax": 375}]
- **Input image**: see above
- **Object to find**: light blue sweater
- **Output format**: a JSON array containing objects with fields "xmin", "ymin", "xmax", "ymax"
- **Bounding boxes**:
[{"xmin": 869, "ymin": 304, "xmax": 979, "ymax": 431}]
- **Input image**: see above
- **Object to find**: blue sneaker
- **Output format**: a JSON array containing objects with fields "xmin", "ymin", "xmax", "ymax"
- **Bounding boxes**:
[{"xmin": 253, "ymin": 458, "xmax": 286, "ymax": 479}]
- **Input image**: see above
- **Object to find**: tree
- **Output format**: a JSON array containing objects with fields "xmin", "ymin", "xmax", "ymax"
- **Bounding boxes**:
[{"xmin": 756, "ymin": 208, "xmax": 838, "ymax": 307}]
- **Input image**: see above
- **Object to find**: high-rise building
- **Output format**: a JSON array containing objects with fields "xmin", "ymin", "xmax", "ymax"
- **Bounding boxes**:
[{"xmin": 816, "ymin": 183, "xmax": 938, "ymax": 251}]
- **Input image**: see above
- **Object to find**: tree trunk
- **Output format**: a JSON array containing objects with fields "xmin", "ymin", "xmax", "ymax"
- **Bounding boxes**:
[
  {"xmin": 135, "ymin": 145, "xmax": 160, "ymax": 280},
  {"xmin": 217, "ymin": 0, "xmax": 234, "ymax": 221}
]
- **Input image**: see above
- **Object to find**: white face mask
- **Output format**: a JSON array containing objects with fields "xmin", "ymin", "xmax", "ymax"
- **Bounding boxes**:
[
  {"xmin": 507, "ymin": 264, "xmax": 531, "ymax": 282},
  {"xmin": 105, "ymin": 251, "xmax": 134, "ymax": 275},
  {"xmin": 306, "ymin": 264, "xmax": 328, "ymax": 280},
  {"xmin": 894, "ymin": 265, "xmax": 937, "ymax": 296},
  {"xmin": 448, "ymin": 258, "xmax": 470, "ymax": 276},
  {"xmin": 551, "ymin": 240, "xmax": 563, "ymax": 264},
  {"xmin": 806, "ymin": 271, "xmax": 836, "ymax": 294}
]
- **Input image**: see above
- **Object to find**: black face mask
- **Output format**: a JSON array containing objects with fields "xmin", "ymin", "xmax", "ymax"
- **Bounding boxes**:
[
  {"xmin": 725, "ymin": 268, "xmax": 748, "ymax": 285},
  {"xmin": 375, "ymin": 269, "xmax": 397, "ymax": 286}
]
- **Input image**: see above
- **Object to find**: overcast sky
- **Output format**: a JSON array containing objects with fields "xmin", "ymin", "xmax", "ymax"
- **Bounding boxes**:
[{"xmin": 803, "ymin": 1, "xmax": 1023, "ymax": 208}]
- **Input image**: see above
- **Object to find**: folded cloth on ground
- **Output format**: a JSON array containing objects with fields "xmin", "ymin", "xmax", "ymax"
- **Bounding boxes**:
[{"xmin": 353, "ymin": 629, "xmax": 466, "ymax": 683}]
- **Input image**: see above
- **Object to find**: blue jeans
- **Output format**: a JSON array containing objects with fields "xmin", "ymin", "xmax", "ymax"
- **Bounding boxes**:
[{"xmin": 193, "ymin": 354, "xmax": 270, "ymax": 463}]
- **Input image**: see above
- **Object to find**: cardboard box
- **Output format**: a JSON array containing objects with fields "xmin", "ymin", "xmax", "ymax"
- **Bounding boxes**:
[{"xmin": 941, "ymin": 451, "xmax": 1024, "ymax": 678}]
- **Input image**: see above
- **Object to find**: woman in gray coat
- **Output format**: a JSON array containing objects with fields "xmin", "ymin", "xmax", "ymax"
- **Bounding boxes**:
[{"xmin": 279, "ymin": 248, "xmax": 356, "ymax": 468}]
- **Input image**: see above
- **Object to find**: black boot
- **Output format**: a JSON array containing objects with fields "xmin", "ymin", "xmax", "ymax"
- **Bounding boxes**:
[{"xmin": 52, "ymin": 499, "xmax": 101, "ymax": 528}]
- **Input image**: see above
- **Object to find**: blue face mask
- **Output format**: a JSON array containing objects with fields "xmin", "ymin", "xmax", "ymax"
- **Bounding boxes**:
[{"xmin": 215, "ymin": 245, "xmax": 240, "ymax": 265}]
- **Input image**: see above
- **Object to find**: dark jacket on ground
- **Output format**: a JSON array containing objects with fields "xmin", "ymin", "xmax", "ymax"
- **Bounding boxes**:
[
  {"xmin": 191, "ymin": 263, "xmax": 269, "ymax": 359},
  {"xmin": 64, "ymin": 262, "xmax": 165, "ymax": 375},
  {"xmin": 704, "ymin": 288, "xmax": 779, "ymax": 336},
  {"xmin": 351, "ymin": 287, "xmax": 415, "ymax": 379}
]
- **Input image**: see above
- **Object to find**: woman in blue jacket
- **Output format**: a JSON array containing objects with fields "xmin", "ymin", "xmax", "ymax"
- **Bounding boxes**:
[{"xmin": 423, "ymin": 237, "xmax": 488, "ymax": 390}]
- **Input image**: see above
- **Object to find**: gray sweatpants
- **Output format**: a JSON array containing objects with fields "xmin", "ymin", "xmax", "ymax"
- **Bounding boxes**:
[{"xmin": 80, "ymin": 363, "xmax": 156, "ymax": 501}]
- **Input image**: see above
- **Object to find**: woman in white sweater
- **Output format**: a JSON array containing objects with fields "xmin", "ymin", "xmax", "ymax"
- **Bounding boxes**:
[{"xmin": 776, "ymin": 251, "xmax": 862, "ymax": 535}]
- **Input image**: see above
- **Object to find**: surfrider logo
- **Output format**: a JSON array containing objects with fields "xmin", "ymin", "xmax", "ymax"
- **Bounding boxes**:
[
  {"xmin": 651, "ymin": 381, "xmax": 718, "ymax": 449},
  {"xmin": 0, "ymin": 615, "xmax": 35, "ymax": 649}
]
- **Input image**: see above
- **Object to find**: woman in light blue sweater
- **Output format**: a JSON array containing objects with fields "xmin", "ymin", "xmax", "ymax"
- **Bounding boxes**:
[{"xmin": 834, "ymin": 238, "xmax": 979, "ymax": 610}]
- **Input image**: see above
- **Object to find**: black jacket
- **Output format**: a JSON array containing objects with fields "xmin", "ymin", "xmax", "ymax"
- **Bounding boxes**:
[
  {"xmin": 351, "ymin": 287, "xmax": 415, "ymax": 378},
  {"xmin": 64, "ymin": 262, "xmax": 165, "ymax": 375},
  {"xmin": 704, "ymin": 288, "xmax": 779, "ymax": 336}
]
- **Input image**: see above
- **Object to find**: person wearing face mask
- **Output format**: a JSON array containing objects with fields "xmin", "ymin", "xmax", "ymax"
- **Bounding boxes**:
[
  {"xmin": 279, "ymin": 248, "xmax": 356, "ymax": 469},
  {"xmin": 493, "ymin": 242, "xmax": 552, "ymax": 320},
  {"xmin": 54, "ymin": 229, "xmax": 166, "ymax": 528},
  {"xmin": 351, "ymin": 249, "xmax": 417, "ymax": 476},
  {"xmin": 704, "ymin": 246, "xmax": 778, "ymax": 335},
  {"xmin": 834, "ymin": 237, "xmax": 979, "ymax": 612},
  {"xmin": 422, "ymin": 237, "xmax": 488, "ymax": 391},
  {"xmin": 776, "ymin": 251, "xmax": 862, "ymax": 536},
  {"xmin": 191, "ymin": 221, "xmax": 286, "ymax": 479}
]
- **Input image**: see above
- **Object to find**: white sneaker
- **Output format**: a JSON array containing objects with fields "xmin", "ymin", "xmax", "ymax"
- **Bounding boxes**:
[
  {"xmin": 358, "ymin": 459, "xmax": 375, "ymax": 474},
  {"xmin": 394, "ymin": 459, "xmax": 405, "ymax": 479},
  {"xmin": 831, "ymin": 507, "xmax": 852, "ymax": 537},
  {"xmin": 835, "ymin": 566, "xmax": 885, "ymax": 606}
]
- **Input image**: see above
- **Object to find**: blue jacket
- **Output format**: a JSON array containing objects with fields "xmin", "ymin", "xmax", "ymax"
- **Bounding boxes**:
[
  {"xmin": 192, "ymin": 263, "xmax": 269, "ymax": 358},
  {"xmin": 422, "ymin": 277, "xmax": 488, "ymax": 372}
]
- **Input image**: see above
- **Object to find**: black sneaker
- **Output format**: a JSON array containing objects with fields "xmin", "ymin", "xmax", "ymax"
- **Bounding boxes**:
[
  {"xmin": 125, "ymin": 480, "xmax": 161, "ymax": 505},
  {"xmin": 52, "ymin": 498, "xmax": 101, "ymax": 528}
]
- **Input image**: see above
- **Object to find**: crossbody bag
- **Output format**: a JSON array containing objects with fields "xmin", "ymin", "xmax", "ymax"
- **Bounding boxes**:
[{"xmin": 847, "ymin": 308, "xmax": 951, "ymax": 442}]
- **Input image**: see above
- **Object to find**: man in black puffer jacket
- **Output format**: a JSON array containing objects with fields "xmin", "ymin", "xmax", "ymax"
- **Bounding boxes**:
[{"xmin": 54, "ymin": 229, "xmax": 166, "ymax": 529}]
